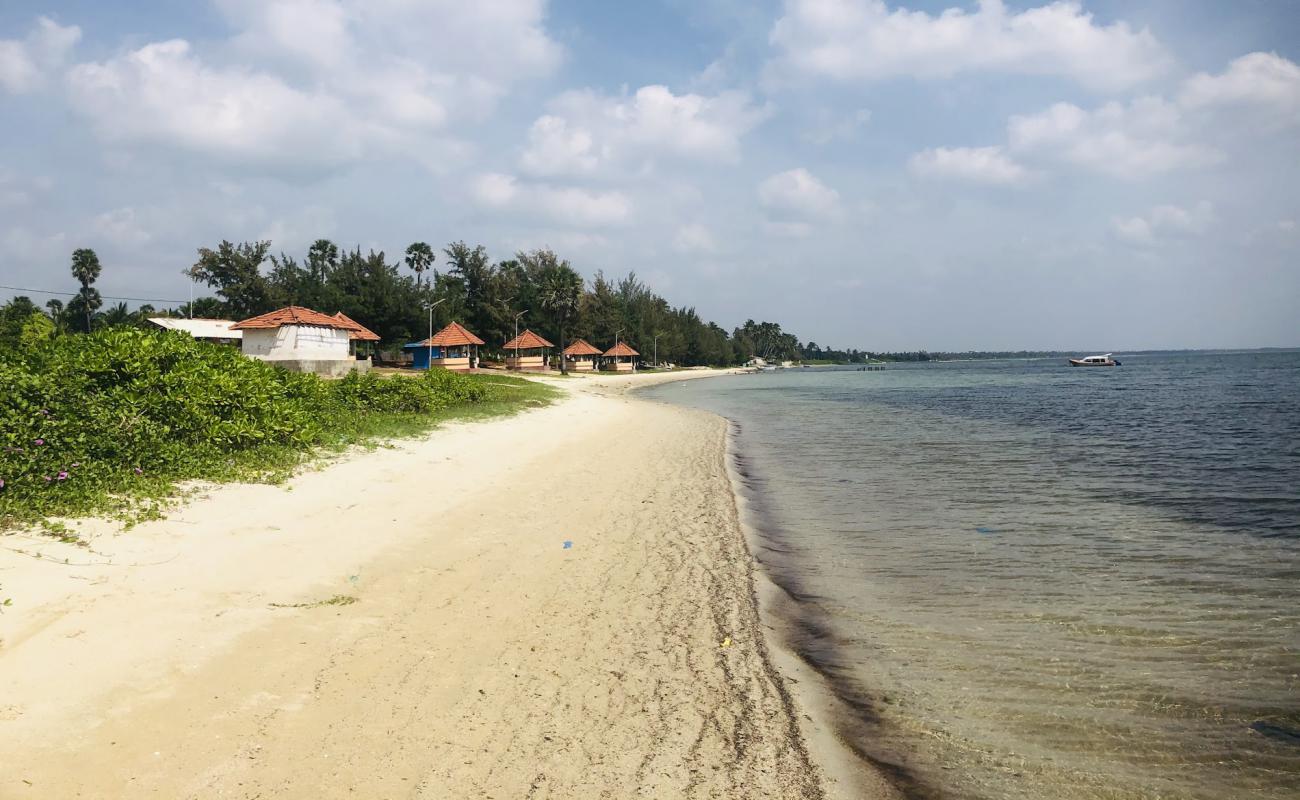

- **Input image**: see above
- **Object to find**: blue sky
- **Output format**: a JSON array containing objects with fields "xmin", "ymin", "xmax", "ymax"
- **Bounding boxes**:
[{"xmin": 1, "ymin": 0, "xmax": 1297, "ymax": 350}]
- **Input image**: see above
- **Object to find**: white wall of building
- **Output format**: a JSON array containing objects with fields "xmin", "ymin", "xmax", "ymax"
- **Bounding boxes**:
[{"xmin": 241, "ymin": 326, "xmax": 350, "ymax": 360}]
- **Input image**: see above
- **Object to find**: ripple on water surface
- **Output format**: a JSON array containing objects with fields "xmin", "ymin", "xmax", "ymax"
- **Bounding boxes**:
[{"xmin": 645, "ymin": 352, "xmax": 1300, "ymax": 800}]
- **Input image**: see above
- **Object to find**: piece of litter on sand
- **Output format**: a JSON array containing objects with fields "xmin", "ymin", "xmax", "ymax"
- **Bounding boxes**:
[
  {"xmin": 720, "ymin": 637, "xmax": 732, "ymax": 649},
  {"xmin": 562, "ymin": 541, "xmax": 573, "ymax": 549},
  {"xmin": 974, "ymin": 527, "xmax": 998, "ymax": 534}
]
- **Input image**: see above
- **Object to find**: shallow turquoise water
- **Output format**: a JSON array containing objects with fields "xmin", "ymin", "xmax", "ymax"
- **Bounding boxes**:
[{"xmin": 644, "ymin": 352, "xmax": 1300, "ymax": 799}]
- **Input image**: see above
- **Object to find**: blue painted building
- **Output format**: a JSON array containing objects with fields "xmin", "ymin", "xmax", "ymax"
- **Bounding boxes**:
[{"xmin": 403, "ymin": 342, "xmax": 445, "ymax": 370}]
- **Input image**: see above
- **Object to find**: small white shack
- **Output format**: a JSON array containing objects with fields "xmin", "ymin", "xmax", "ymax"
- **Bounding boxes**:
[{"xmin": 231, "ymin": 306, "xmax": 371, "ymax": 376}]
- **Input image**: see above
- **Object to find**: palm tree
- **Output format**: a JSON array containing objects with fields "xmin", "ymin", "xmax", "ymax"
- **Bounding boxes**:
[
  {"xmin": 538, "ymin": 263, "xmax": 583, "ymax": 375},
  {"xmin": 100, "ymin": 301, "xmax": 132, "ymax": 327},
  {"xmin": 69, "ymin": 248, "xmax": 103, "ymax": 332},
  {"xmin": 45, "ymin": 298, "xmax": 64, "ymax": 332},
  {"xmin": 404, "ymin": 242, "xmax": 435, "ymax": 287}
]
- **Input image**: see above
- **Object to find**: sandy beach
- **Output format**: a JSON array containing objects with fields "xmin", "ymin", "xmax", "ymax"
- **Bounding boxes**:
[{"xmin": 0, "ymin": 370, "xmax": 892, "ymax": 799}]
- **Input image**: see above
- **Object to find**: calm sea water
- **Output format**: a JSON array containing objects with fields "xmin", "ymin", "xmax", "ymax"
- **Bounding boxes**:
[{"xmin": 643, "ymin": 352, "xmax": 1300, "ymax": 800}]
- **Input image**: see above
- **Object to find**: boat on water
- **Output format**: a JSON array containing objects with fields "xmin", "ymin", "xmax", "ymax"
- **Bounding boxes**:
[{"xmin": 1069, "ymin": 353, "xmax": 1121, "ymax": 367}]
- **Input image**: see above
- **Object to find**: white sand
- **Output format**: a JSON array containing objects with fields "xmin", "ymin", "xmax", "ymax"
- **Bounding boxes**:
[{"xmin": 0, "ymin": 370, "xmax": 895, "ymax": 799}]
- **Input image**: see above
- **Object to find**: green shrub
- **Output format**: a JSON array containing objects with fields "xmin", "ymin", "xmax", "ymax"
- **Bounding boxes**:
[{"xmin": 0, "ymin": 328, "xmax": 503, "ymax": 526}]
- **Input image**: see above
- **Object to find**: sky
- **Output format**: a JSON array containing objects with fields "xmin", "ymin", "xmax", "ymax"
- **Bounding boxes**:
[{"xmin": 1, "ymin": 0, "xmax": 1297, "ymax": 351}]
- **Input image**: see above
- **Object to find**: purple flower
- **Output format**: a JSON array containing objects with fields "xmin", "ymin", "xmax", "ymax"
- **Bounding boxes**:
[
  {"xmin": 34, "ymin": 438, "xmax": 44, "ymax": 446},
  {"xmin": 56, "ymin": 471, "xmax": 69, "ymax": 481},
  {"xmin": 43, "ymin": 475, "xmax": 52, "ymax": 482},
  {"xmin": 0, "ymin": 479, "xmax": 5, "ymax": 489},
  {"xmin": 133, "ymin": 467, "xmax": 143, "ymax": 475},
  {"xmin": 71, "ymin": 462, "xmax": 80, "ymax": 468},
  {"xmin": 40, "ymin": 409, "xmax": 50, "ymax": 416}
]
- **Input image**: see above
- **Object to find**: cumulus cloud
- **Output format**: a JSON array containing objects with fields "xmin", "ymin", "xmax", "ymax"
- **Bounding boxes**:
[
  {"xmin": 519, "ymin": 116, "xmax": 602, "ymax": 177},
  {"xmin": 673, "ymin": 223, "xmax": 717, "ymax": 253},
  {"xmin": 470, "ymin": 173, "xmax": 631, "ymax": 227},
  {"xmin": 0, "ymin": 16, "xmax": 80, "ymax": 93},
  {"xmin": 1112, "ymin": 201, "xmax": 1214, "ymax": 245},
  {"xmin": 1180, "ymin": 51, "xmax": 1300, "ymax": 126},
  {"xmin": 518, "ymin": 85, "xmax": 769, "ymax": 177},
  {"xmin": 758, "ymin": 168, "xmax": 841, "ymax": 236},
  {"xmin": 909, "ymin": 146, "xmax": 1029, "ymax": 185},
  {"xmin": 766, "ymin": 0, "xmax": 1168, "ymax": 91},
  {"xmin": 1006, "ymin": 98, "xmax": 1220, "ymax": 178},
  {"xmin": 62, "ymin": 0, "xmax": 561, "ymax": 171},
  {"xmin": 67, "ymin": 40, "xmax": 363, "ymax": 171}
]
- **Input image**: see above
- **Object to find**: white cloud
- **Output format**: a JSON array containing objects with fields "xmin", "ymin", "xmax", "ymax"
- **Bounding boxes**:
[
  {"xmin": 1180, "ymin": 51, "xmax": 1300, "ymax": 126},
  {"xmin": 0, "ymin": 16, "xmax": 80, "ymax": 93},
  {"xmin": 519, "ymin": 116, "xmax": 602, "ymax": 177},
  {"xmin": 1112, "ymin": 201, "xmax": 1214, "ymax": 245},
  {"xmin": 1007, "ymin": 98, "xmax": 1220, "ymax": 178},
  {"xmin": 909, "ymin": 146, "xmax": 1028, "ymax": 185},
  {"xmin": 966, "ymin": 52, "xmax": 1300, "ymax": 180},
  {"xmin": 519, "ymin": 85, "xmax": 769, "ymax": 177},
  {"xmin": 673, "ymin": 223, "xmax": 717, "ymax": 253},
  {"xmin": 63, "ymin": 0, "xmax": 561, "ymax": 171},
  {"xmin": 766, "ymin": 0, "xmax": 1168, "ymax": 91},
  {"xmin": 67, "ymin": 40, "xmax": 363, "ymax": 171},
  {"xmin": 758, "ymin": 168, "xmax": 841, "ymax": 236},
  {"xmin": 92, "ymin": 207, "xmax": 153, "ymax": 246},
  {"xmin": 470, "ymin": 173, "xmax": 631, "ymax": 227}
]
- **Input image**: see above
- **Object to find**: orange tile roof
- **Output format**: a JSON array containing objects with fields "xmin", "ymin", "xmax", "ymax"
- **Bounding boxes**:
[
  {"xmin": 415, "ymin": 321, "xmax": 485, "ymax": 347},
  {"xmin": 563, "ymin": 338, "xmax": 602, "ymax": 356},
  {"xmin": 502, "ymin": 329, "xmax": 554, "ymax": 350},
  {"xmin": 232, "ymin": 306, "xmax": 356, "ymax": 331},
  {"xmin": 334, "ymin": 312, "xmax": 380, "ymax": 341},
  {"xmin": 604, "ymin": 342, "xmax": 639, "ymax": 357}
]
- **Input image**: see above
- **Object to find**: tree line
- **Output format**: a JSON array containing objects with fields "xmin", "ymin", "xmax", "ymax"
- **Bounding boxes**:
[{"xmin": 2, "ymin": 242, "xmax": 809, "ymax": 367}]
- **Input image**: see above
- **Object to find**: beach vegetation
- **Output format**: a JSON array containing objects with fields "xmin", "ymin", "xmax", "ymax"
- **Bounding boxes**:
[{"xmin": 0, "ymin": 328, "xmax": 558, "ymax": 529}]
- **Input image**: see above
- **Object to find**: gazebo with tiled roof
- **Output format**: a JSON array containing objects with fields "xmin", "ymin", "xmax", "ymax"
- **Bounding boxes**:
[
  {"xmin": 603, "ymin": 341, "xmax": 640, "ymax": 372},
  {"xmin": 406, "ymin": 321, "xmax": 484, "ymax": 371},
  {"xmin": 562, "ymin": 338, "xmax": 602, "ymax": 372},
  {"xmin": 502, "ymin": 329, "xmax": 554, "ymax": 371}
]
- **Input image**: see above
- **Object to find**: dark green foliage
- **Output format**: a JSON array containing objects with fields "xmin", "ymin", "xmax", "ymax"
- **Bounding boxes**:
[
  {"xmin": 189, "ymin": 240, "xmax": 275, "ymax": 319},
  {"xmin": 0, "ymin": 328, "xmax": 509, "ymax": 526}
]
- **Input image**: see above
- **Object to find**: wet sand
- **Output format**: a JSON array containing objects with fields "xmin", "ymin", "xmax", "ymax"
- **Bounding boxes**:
[{"xmin": 0, "ymin": 371, "xmax": 890, "ymax": 799}]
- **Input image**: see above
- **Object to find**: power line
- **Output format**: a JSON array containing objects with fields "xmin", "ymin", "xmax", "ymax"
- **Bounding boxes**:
[{"xmin": 0, "ymin": 284, "xmax": 190, "ymax": 304}]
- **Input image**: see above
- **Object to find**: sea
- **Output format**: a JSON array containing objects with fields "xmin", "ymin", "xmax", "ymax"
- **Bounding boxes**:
[{"xmin": 642, "ymin": 351, "xmax": 1300, "ymax": 800}]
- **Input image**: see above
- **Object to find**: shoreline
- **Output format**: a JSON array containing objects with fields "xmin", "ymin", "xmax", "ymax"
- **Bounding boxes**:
[
  {"xmin": 635, "ymin": 378, "xmax": 910, "ymax": 800},
  {"xmin": 0, "ymin": 369, "xmax": 843, "ymax": 798}
]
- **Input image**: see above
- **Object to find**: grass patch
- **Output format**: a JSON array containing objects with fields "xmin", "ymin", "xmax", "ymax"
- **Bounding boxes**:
[{"xmin": 0, "ymin": 329, "xmax": 561, "ymax": 532}]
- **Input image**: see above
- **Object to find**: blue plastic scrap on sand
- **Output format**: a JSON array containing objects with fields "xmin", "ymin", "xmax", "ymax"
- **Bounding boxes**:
[
  {"xmin": 975, "ymin": 527, "xmax": 998, "ymax": 534},
  {"xmin": 562, "ymin": 541, "xmax": 573, "ymax": 549}
]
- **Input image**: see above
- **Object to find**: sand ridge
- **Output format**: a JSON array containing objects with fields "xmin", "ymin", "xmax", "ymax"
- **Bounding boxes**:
[{"xmin": 0, "ymin": 371, "xmax": 850, "ymax": 798}]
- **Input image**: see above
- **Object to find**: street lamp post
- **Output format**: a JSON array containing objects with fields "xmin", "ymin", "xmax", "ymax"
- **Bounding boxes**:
[
  {"xmin": 612, "ymin": 328, "xmax": 623, "ymax": 372},
  {"xmin": 653, "ymin": 333, "xmax": 661, "ymax": 369},
  {"xmin": 426, "ymin": 298, "xmax": 446, "ymax": 370},
  {"xmin": 514, "ymin": 310, "xmax": 527, "ymax": 367}
]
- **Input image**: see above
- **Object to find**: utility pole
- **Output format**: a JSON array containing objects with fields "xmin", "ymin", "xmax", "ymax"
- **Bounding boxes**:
[
  {"xmin": 426, "ymin": 298, "xmax": 445, "ymax": 370},
  {"xmin": 514, "ymin": 310, "xmax": 527, "ymax": 367},
  {"xmin": 653, "ymin": 333, "xmax": 661, "ymax": 369}
]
